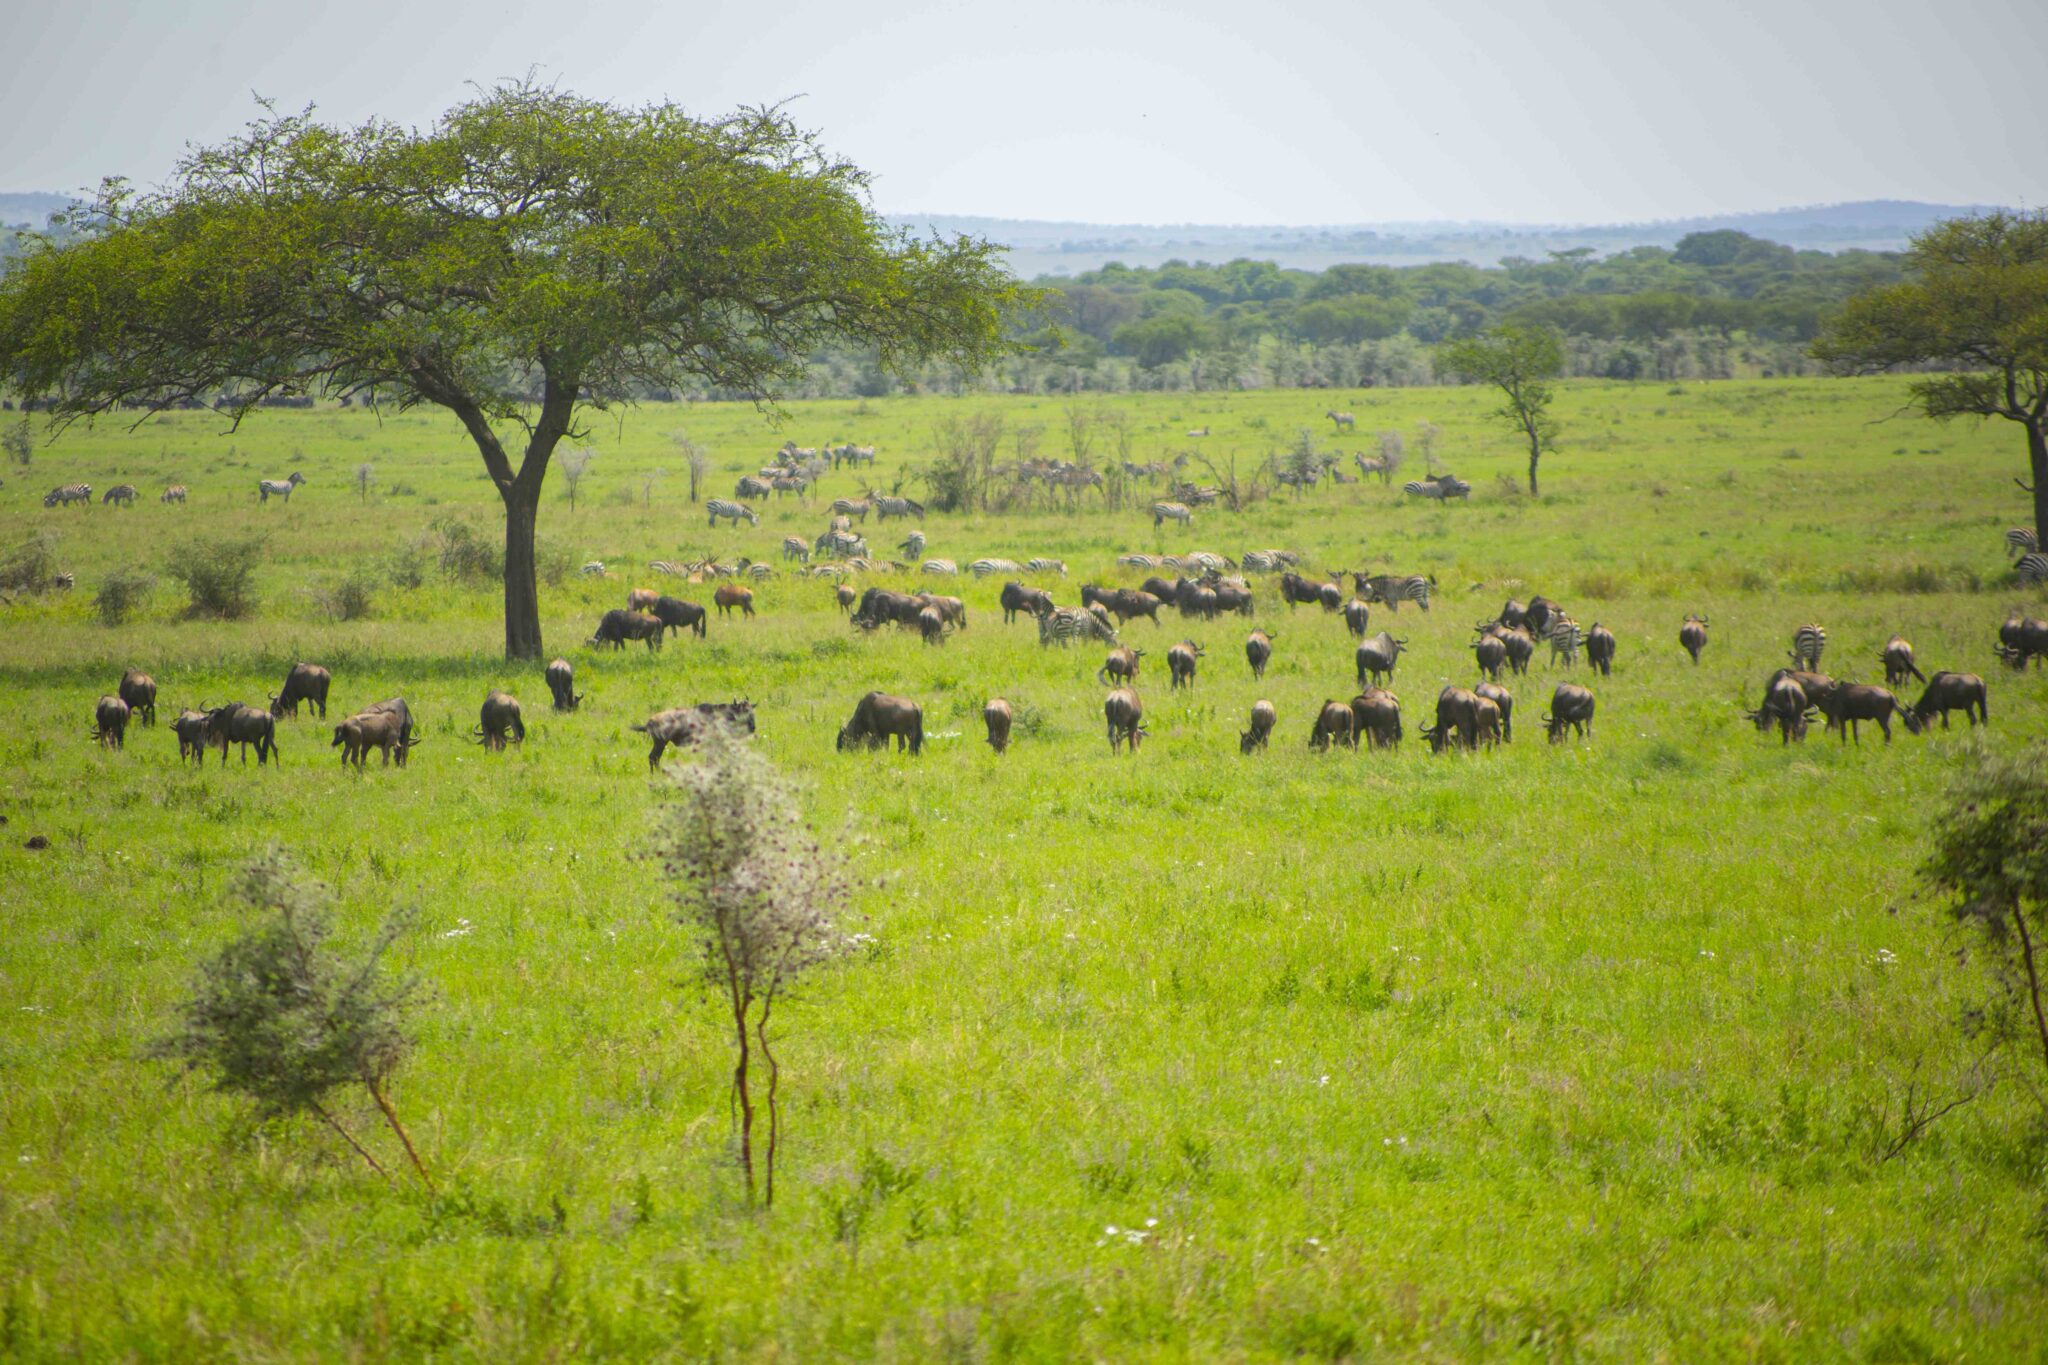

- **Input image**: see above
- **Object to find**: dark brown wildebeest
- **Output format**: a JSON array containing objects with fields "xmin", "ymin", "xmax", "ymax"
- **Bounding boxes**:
[
  {"xmin": 1104, "ymin": 687, "xmax": 1146, "ymax": 755},
  {"xmin": 835, "ymin": 583, "xmax": 856, "ymax": 613},
  {"xmin": 646, "ymin": 596, "xmax": 707, "ymax": 640},
  {"xmin": 715, "ymin": 584, "xmax": 756, "ymax": 618},
  {"xmin": 1746, "ymin": 676, "xmax": 1810, "ymax": 744},
  {"xmin": 1420, "ymin": 686, "xmax": 1485, "ymax": 754},
  {"xmin": 1109, "ymin": 588, "xmax": 1165, "ymax": 625},
  {"xmin": 838, "ymin": 692, "xmax": 923, "ymax": 754},
  {"xmin": 119, "ymin": 669, "xmax": 157, "ymax": 726},
  {"xmin": 632, "ymin": 701, "xmax": 757, "ymax": 770},
  {"xmin": 1500, "ymin": 626, "xmax": 1535, "ymax": 676},
  {"xmin": 1350, "ymin": 689, "xmax": 1402, "ymax": 749},
  {"xmin": 1278, "ymin": 572, "xmax": 1327, "ymax": 610},
  {"xmin": 546, "ymin": 658, "xmax": 582, "ymax": 712},
  {"xmin": 1546, "ymin": 683, "xmax": 1596, "ymax": 744},
  {"xmin": 475, "ymin": 691, "xmax": 525, "ymax": 751},
  {"xmin": 332, "ymin": 710, "xmax": 410, "ymax": 769},
  {"xmin": 852, "ymin": 587, "xmax": 923, "ymax": 631},
  {"xmin": 358, "ymin": 698, "xmax": 416, "ymax": 764},
  {"xmin": 1523, "ymin": 596, "xmax": 1562, "ymax": 636},
  {"xmin": 1878, "ymin": 635, "xmax": 1926, "ymax": 688},
  {"xmin": 1317, "ymin": 582, "xmax": 1343, "ymax": 612},
  {"xmin": 1816, "ymin": 683, "xmax": 1903, "ymax": 743},
  {"xmin": 206, "ymin": 703, "xmax": 278, "ymax": 765},
  {"xmin": 918, "ymin": 594, "xmax": 967, "ymax": 629},
  {"xmin": 1766, "ymin": 667, "xmax": 1837, "ymax": 713},
  {"xmin": 1140, "ymin": 575, "xmax": 1179, "ymax": 606},
  {"xmin": 1680, "ymin": 614, "xmax": 1708, "ymax": 665},
  {"xmin": 1342, "ymin": 598, "xmax": 1371, "ymax": 639},
  {"xmin": 270, "ymin": 662, "xmax": 331, "ymax": 718},
  {"xmin": 1309, "ymin": 699, "xmax": 1356, "ymax": 751},
  {"xmin": 627, "ymin": 587, "xmax": 660, "ymax": 612},
  {"xmin": 1210, "ymin": 580, "xmax": 1254, "ymax": 616},
  {"xmin": 1471, "ymin": 695, "xmax": 1503, "ymax": 749},
  {"xmin": 917, "ymin": 605, "xmax": 948, "ymax": 645},
  {"xmin": 590, "ymin": 608, "xmax": 665, "ymax": 651},
  {"xmin": 1585, "ymin": 624, "xmax": 1616, "ymax": 677},
  {"xmin": 1474, "ymin": 633, "xmax": 1506, "ymax": 682},
  {"xmin": 92, "ymin": 695, "xmax": 130, "ymax": 749},
  {"xmin": 1168, "ymin": 640, "xmax": 1204, "ymax": 690},
  {"xmin": 1241, "ymin": 699, "xmax": 1276, "ymax": 754},
  {"xmin": 1476, "ymin": 681, "xmax": 1514, "ymax": 742},
  {"xmin": 1188, "ymin": 585, "xmax": 1222, "ymax": 619},
  {"xmin": 1002, "ymin": 581, "xmax": 1055, "ymax": 623},
  {"xmin": 984, "ymin": 698, "xmax": 1013, "ymax": 754},
  {"xmin": 1903, "ymin": 672, "xmax": 1988, "ymax": 731},
  {"xmin": 1245, "ymin": 629, "xmax": 1273, "ymax": 679},
  {"xmin": 1098, "ymin": 645, "xmax": 1143, "ymax": 686},
  {"xmin": 1356, "ymin": 631, "xmax": 1406, "ymax": 687},
  {"xmin": 1493, "ymin": 599, "xmax": 1529, "ymax": 632},
  {"xmin": 171, "ymin": 708, "xmax": 210, "ymax": 763}
]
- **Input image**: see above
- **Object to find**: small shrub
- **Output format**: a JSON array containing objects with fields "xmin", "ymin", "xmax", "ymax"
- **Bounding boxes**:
[
  {"xmin": 1493, "ymin": 473, "xmax": 1526, "ymax": 501},
  {"xmin": 316, "ymin": 571, "xmax": 376, "ymax": 621},
  {"xmin": 430, "ymin": 516, "xmax": 500, "ymax": 582},
  {"xmin": 605, "ymin": 482, "xmax": 637, "ymax": 507},
  {"xmin": 93, "ymin": 569, "xmax": 154, "ymax": 626},
  {"xmin": 1573, "ymin": 570, "xmax": 1626, "ymax": 601},
  {"xmin": 0, "ymin": 531, "xmax": 60, "ymax": 594},
  {"xmin": 533, "ymin": 533, "xmax": 576, "ymax": 587},
  {"xmin": 2, "ymin": 421, "xmax": 31, "ymax": 467},
  {"xmin": 164, "ymin": 534, "xmax": 264, "ymax": 618},
  {"xmin": 387, "ymin": 538, "xmax": 428, "ymax": 590}
]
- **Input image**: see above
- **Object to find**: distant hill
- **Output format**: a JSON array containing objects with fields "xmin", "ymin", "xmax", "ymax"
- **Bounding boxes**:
[
  {"xmin": 887, "ymin": 201, "xmax": 2007, "ymax": 276},
  {"xmin": 0, "ymin": 193, "xmax": 75, "ymax": 230}
]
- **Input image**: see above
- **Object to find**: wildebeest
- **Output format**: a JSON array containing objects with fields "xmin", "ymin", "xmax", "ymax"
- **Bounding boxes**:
[
  {"xmin": 1746, "ymin": 676, "xmax": 1811, "ymax": 744},
  {"xmin": 1816, "ymin": 683, "xmax": 1904, "ymax": 743},
  {"xmin": 1210, "ymin": 579, "xmax": 1254, "ymax": 616},
  {"xmin": 918, "ymin": 594, "xmax": 966, "ymax": 630},
  {"xmin": 835, "ymin": 584, "xmax": 856, "ymax": 613},
  {"xmin": 838, "ymin": 692, "xmax": 923, "ymax": 755},
  {"xmin": 257, "ymin": 472, "xmax": 306, "ymax": 503},
  {"xmin": 852, "ymin": 587, "xmax": 925, "ymax": 631},
  {"xmin": 1585, "ymin": 624, "xmax": 1616, "ymax": 677},
  {"xmin": 118, "ymin": 669, "xmax": 157, "ymax": 726},
  {"xmin": 649, "ymin": 595, "xmax": 709, "ymax": 639},
  {"xmin": 43, "ymin": 483, "xmax": 90, "ymax": 508},
  {"xmin": 1341, "ymin": 598, "xmax": 1371, "ymax": 639},
  {"xmin": 631, "ymin": 701, "xmax": 757, "ymax": 769},
  {"xmin": 270, "ymin": 662, "xmax": 332, "ymax": 718},
  {"xmin": 1104, "ymin": 687, "xmax": 1146, "ymax": 754},
  {"xmin": 1309, "ymin": 699, "xmax": 1357, "ymax": 751},
  {"xmin": 101, "ymin": 484, "xmax": 138, "ymax": 507},
  {"xmin": 1903, "ymin": 672, "xmax": 1988, "ymax": 732},
  {"xmin": 1355, "ymin": 631, "xmax": 1406, "ymax": 687},
  {"xmin": 171, "ymin": 708, "xmax": 210, "ymax": 763},
  {"xmin": 357, "ymin": 698, "xmax": 417, "ymax": 765},
  {"xmin": 545, "ymin": 658, "xmax": 582, "ymax": 712},
  {"xmin": 1680, "ymin": 614, "xmax": 1708, "ymax": 665},
  {"xmin": 1767, "ymin": 667, "xmax": 1838, "ymax": 713},
  {"xmin": 1278, "ymin": 572, "xmax": 1328, "ymax": 609},
  {"xmin": 1471, "ymin": 696, "xmax": 1504, "ymax": 749},
  {"xmin": 1317, "ymin": 582, "xmax": 1343, "ymax": 612},
  {"xmin": 1879, "ymin": 635, "xmax": 1926, "ymax": 688},
  {"xmin": 1167, "ymin": 641, "xmax": 1204, "ymax": 690},
  {"xmin": 1140, "ymin": 575, "xmax": 1180, "ymax": 606},
  {"xmin": 474, "ymin": 691, "xmax": 525, "ymax": 751},
  {"xmin": 627, "ymin": 587, "xmax": 660, "ymax": 612},
  {"xmin": 1420, "ymin": 686, "xmax": 1487, "ymax": 754},
  {"xmin": 1995, "ymin": 612, "xmax": 2048, "ymax": 669},
  {"xmin": 714, "ymin": 584, "xmax": 755, "ymax": 618},
  {"xmin": 1241, "ymin": 699, "xmax": 1276, "ymax": 753},
  {"xmin": 984, "ymin": 698, "xmax": 1013, "ymax": 754},
  {"xmin": 160, "ymin": 485, "xmax": 187, "ymax": 505},
  {"xmin": 1474, "ymin": 633, "xmax": 1506, "ymax": 682},
  {"xmin": 589, "ymin": 608, "xmax": 665, "ymax": 651},
  {"xmin": 1245, "ymin": 629, "xmax": 1273, "ymax": 679},
  {"xmin": 1545, "ymin": 683, "xmax": 1596, "ymax": 744},
  {"xmin": 92, "ymin": 695, "xmax": 130, "ymax": 749},
  {"xmin": 1098, "ymin": 645, "xmax": 1143, "ymax": 686},
  {"xmin": 1350, "ymin": 689, "xmax": 1403, "ymax": 749},
  {"xmin": 207, "ymin": 703, "xmax": 279, "ymax": 765},
  {"xmin": 332, "ymin": 710, "xmax": 410, "ymax": 770},
  {"xmin": 1476, "ymin": 681, "xmax": 1514, "ymax": 742},
  {"xmin": 1105, "ymin": 588, "xmax": 1165, "ymax": 625},
  {"xmin": 917, "ymin": 604, "xmax": 948, "ymax": 645},
  {"xmin": 1001, "ymin": 581, "xmax": 1055, "ymax": 623},
  {"xmin": 1522, "ymin": 596, "xmax": 1561, "ymax": 636}
]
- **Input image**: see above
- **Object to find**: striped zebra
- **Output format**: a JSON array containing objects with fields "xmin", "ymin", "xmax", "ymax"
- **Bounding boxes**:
[
  {"xmin": 101, "ymin": 484, "xmax": 138, "ymax": 506},
  {"xmin": 814, "ymin": 529, "xmax": 869, "ymax": 559},
  {"xmin": 706, "ymin": 499, "xmax": 759, "ymax": 528},
  {"xmin": 1024, "ymin": 557, "xmax": 1068, "ymax": 576},
  {"xmin": 1118, "ymin": 553, "xmax": 1163, "ymax": 569},
  {"xmin": 898, "ymin": 531, "xmax": 926, "ymax": 560},
  {"xmin": 844, "ymin": 557, "xmax": 887, "ymax": 574},
  {"xmin": 736, "ymin": 475, "xmax": 773, "ymax": 499},
  {"xmin": 257, "ymin": 471, "xmax": 305, "ymax": 503},
  {"xmin": 921, "ymin": 559, "xmax": 958, "ymax": 576},
  {"xmin": 1548, "ymin": 616, "xmax": 1583, "ymax": 667},
  {"xmin": 1241, "ymin": 550, "xmax": 1281, "ymax": 573},
  {"xmin": 2016, "ymin": 552, "xmax": 2048, "ymax": 584},
  {"xmin": 580, "ymin": 560, "xmax": 609, "ymax": 577},
  {"xmin": 874, "ymin": 496, "xmax": 924, "ymax": 520},
  {"xmin": 160, "ymin": 485, "xmax": 187, "ymax": 504},
  {"xmin": 1359, "ymin": 574, "xmax": 1433, "ymax": 612},
  {"xmin": 1151, "ymin": 501, "xmax": 1193, "ymax": 529},
  {"xmin": 970, "ymin": 558, "xmax": 1023, "ymax": 578},
  {"xmin": 1038, "ymin": 605, "xmax": 1118, "ymax": 648},
  {"xmin": 1404, "ymin": 476, "xmax": 1472, "ymax": 501},
  {"xmin": 747, "ymin": 562, "xmax": 775, "ymax": 580},
  {"xmin": 1790, "ymin": 624, "xmax": 1827, "ymax": 671},
  {"xmin": 772, "ymin": 475, "xmax": 810, "ymax": 499},
  {"xmin": 828, "ymin": 497, "xmax": 871, "ymax": 523},
  {"xmin": 781, "ymin": 536, "xmax": 811, "ymax": 563},
  {"xmin": 43, "ymin": 483, "xmax": 91, "ymax": 508},
  {"xmin": 1326, "ymin": 410, "xmax": 1356, "ymax": 430},
  {"xmin": 1180, "ymin": 551, "xmax": 1231, "ymax": 574},
  {"xmin": 2006, "ymin": 529, "xmax": 2039, "ymax": 558}
]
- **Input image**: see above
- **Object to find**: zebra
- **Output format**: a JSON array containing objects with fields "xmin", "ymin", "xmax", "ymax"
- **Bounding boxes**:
[
  {"xmin": 970, "ymin": 558, "xmax": 1023, "ymax": 578},
  {"xmin": 257, "ymin": 471, "xmax": 306, "ymax": 503},
  {"xmin": 580, "ymin": 560, "xmax": 609, "ymax": 577},
  {"xmin": 1547, "ymin": 616, "xmax": 1583, "ymax": 668},
  {"xmin": 43, "ymin": 483, "xmax": 91, "ymax": 508},
  {"xmin": 1038, "ymin": 605, "xmax": 1117, "ymax": 648},
  {"xmin": 649, "ymin": 560, "xmax": 689, "ymax": 577},
  {"xmin": 771, "ymin": 475, "xmax": 810, "ymax": 499},
  {"xmin": 736, "ymin": 475, "xmax": 773, "ymax": 499},
  {"xmin": 2006, "ymin": 529, "xmax": 2039, "ymax": 558},
  {"xmin": 1024, "ymin": 557, "xmax": 1068, "ymax": 576},
  {"xmin": 1359, "ymin": 574, "xmax": 1433, "ymax": 612},
  {"xmin": 828, "ymin": 497, "xmax": 871, "ymax": 523},
  {"xmin": 1180, "ymin": 552, "xmax": 1232, "ymax": 574},
  {"xmin": 706, "ymin": 499, "xmax": 759, "ymax": 528},
  {"xmin": 815, "ymin": 529, "xmax": 869, "ymax": 559},
  {"xmin": 101, "ymin": 484, "xmax": 138, "ymax": 506},
  {"xmin": 1790, "ymin": 624, "xmax": 1827, "ymax": 671},
  {"xmin": 1151, "ymin": 501, "xmax": 1193, "ymax": 530},
  {"xmin": 160, "ymin": 485, "xmax": 187, "ymax": 504},
  {"xmin": 781, "ymin": 536, "xmax": 811, "ymax": 563},
  {"xmin": 747, "ymin": 562, "xmax": 775, "ymax": 580},
  {"xmin": 2016, "ymin": 552, "xmax": 2048, "ymax": 584},
  {"xmin": 1326, "ymin": 410, "xmax": 1356, "ymax": 430},
  {"xmin": 874, "ymin": 495, "xmax": 924, "ymax": 521},
  {"xmin": 1118, "ymin": 553, "xmax": 1162, "ymax": 569},
  {"xmin": 921, "ymin": 559, "xmax": 958, "ymax": 576},
  {"xmin": 898, "ymin": 531, "xmax": 926, "ymax": 560},
  {"xmin": 1404, "ymin": 480, "xmax": 1445, "ymax": 500},
  {"xmin": 1354, "ymin": 453, "xmax": 1392, "ymax": 484}
]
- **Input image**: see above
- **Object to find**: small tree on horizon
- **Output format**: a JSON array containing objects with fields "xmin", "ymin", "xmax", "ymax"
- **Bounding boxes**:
[
  {"xmin": 558, "ymin": 446, "xmax": 595, "ymax": 511},
  {"xmin": 1437, "ymin": 325, "xmax": 1563, "ymax": 495}
]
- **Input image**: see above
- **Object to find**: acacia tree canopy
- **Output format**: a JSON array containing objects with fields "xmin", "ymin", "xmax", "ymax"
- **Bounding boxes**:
[
  {"xmin": 1437, "ymin": 323, "xmax": 1563, "ymax": 496},
  {"xmin": 1812, "ymin": 211, "xmax": 2048, "ymax": 544},
  {"xmin": 0, "ymin": 83, "xmax": 1037, "ymax": 657}
]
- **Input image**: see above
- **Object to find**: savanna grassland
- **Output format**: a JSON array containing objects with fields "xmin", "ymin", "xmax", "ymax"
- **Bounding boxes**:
[{"xmin": 3, "ymin": 376, "xmax": 2047, "ymax": 1361}]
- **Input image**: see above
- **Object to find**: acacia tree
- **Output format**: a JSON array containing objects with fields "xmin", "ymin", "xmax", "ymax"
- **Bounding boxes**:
[
  {"xmin": 1813, "ymin": 211, "xmax": 2048, "ymax": 545},
  {"xmin": 0, "ymin": 84, "xmax": 1031, "ymax": 657},
  {"xmin": 1436, "ymin": 324, "xmax": 1563, "ymax": 495}
]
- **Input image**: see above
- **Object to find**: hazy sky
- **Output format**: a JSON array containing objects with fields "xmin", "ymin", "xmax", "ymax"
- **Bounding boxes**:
[{"xmin": 4, "ymin": 0, "xmax": 2043, "ymax": 224}]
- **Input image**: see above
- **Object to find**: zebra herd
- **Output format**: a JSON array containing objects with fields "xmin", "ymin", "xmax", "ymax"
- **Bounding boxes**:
[
  {"xmin": 38, "ymin": 475, "xmax": 297, "ymax": 507},
  {"xmin": 2009, "ymin": 529, "xmax": 2047, "ymax": 584}
]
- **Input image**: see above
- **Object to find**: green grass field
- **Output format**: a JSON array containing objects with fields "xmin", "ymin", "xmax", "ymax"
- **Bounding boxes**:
[{"xmin": 4, "ymin": 376, "xmax": 2047, "ymax": 1360}]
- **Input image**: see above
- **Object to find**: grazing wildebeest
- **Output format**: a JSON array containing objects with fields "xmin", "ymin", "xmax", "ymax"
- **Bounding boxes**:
[
  {"xmin": 714, "ymin": 584, "xmax": 755, "ymax": 618},
  {"xmin": 852, "ymin": 588, "xmax": 924, "ymax": 631},
  {"xmin": 1903, "ymin": 672, "xmax": 1988, "ymax": 732},
  {"xmin": 1476, "ymin": 681, "xmax": 1514, "ymax": 742},
  {"xmin": 118, "ymin": 669, "xmax": 157, "ymax": 726},
  {"xmin": 1167, "ymin": 640, "xmax": 1204, "ymax": 690},
  {"xmin": 332, "ymin": 710, "xmax": 410, "ymax": 770},
  {"xmin": 1316, "ymin": 583, "xmax": 1343, "ymax": 612},
  {"xmin": 1494, "ymin": 599, "xmax": 1529, "ymax": 632},
  {"xmin": 838, "ymin": 692, "xmax": 923, "ymax": 754},
  {"xmin": 1420, "ymin": 686, "xmax": 1486, "ymax": 754},
  {"xmin": 1245, "ymin": 629, "xmax": 1273, "ymax": 679},
  {"xmin": 1342, "ymin": 598, "xmax": 1371, "ymax": 639},
  {"xmin": 1471, "ymin": 696, "xmax": 1504, "ymax": 749},
  {"xmin": 171, "ymin": 708, "xmax": 210, "ymax": 763},
  {"xmin": 1521, "ymin": 596, "xmax": 1561, "ymax": 636},
  {"xmin": 545, "ymin": 658, "xmax": 582, "ymax": 712},
  {"xmin": 649, "ymin": 595, "xmax": 709, "ymax": 639},
  {"xmin": 257, "ymin": 471, "xmax": 306, "ymax": 503},
  {"xmin": 1309, "ymin": 699, "xmax": 1357, "ymax": 751},
  {"xmin": 983, "ymin": 698, "xmax": 1013, "ymax": 754},
  {"xmin": 627, "ymin": 587, "xmax": 660, "ymax": 612},
  {"xmin": 1878, "ymin": 635, "xmax": 1926, "ymax": 688},
  {"xmin": 1816, "ymin": 684, "xmax": 1904, "ymax": 744},
  {"xmin": 1241, "ymin": 699, "xmax": 1276, "ymax": 753},
  {"xmin": 1098, "ymin": 645, "xmax": 1143, "ymax": 686},
  {"xmin": 1001, "ymin": 581, "xmax": 1055, "ymax": 624},
  {"xmin": 270, "ymin": 662, "xmax": 332, "ymax": 718},
  {"xmin": 1140, "ymin": 575, "xmax": 1180, "ymax": 606},
  {"xmin": 589, "ymin": 608, "xmax": 664, "ymax": 651},
  {"xmin": 1475, "ymin": 633, "xmax": 1506, "ymax": 682},
  {"xmin": 1356, "ymin": 631, "xmax": 1406, "ymax": 687},
  {"xmin": 206, "ymin": 703, "xmax": 279, "ymax": 765},
  {"xmin": 1584, "ymin": 624, "xmax": 1616, "ymax": 677},
  {"xmin": 101, "ymin": 484, "xmax": 138, "ymax": 507},
  {"xmin": 917, "ymin": 604, "xmax": 948, "ymax": 645},
  {"xmin": 1680, "ymin": 614, "xmax": 1708, "ymax": 665},
  {"xmin": 1545, "ymin": 683, "xmax": 1596, "ymax": 744},
  {"xmin": 633, "ymin": 702, "xmax": 756, "ymax": 770},
  {"xmin": 1350, "ymin": 689, "xmax": 1403, "ymax": 749},
  {"xmin": 92, "ymin": 695, "xmax": 130, "ymax": 749},
  {"xmin": 1105, "ymin": 588, "xmax": 1164, "ymax": 625},
  {"xmin": 1498, "ymin": 626, "xmax": 1535, "ymax": 676},
  {"xmin": 475, "ymin": 691, "xmax": 525, "ymax": 751},
  {"xmin": 835, "ymin": 584, "xmax": 856, "ymax": 613},
  {"xmin": 1210, "ymin": 579, "xmax": 1254, "ymax": 616},
  {"xmin": 1767, "ymin": 667, "xmax": 1838, "ymax": 713},
  {"xmin": 1104, "ymin": 687, "xmax": 1146, "ymax": 754},
  {"xmin": 918, "ymin": 594, "xmax": 966, "ymax": 630},
  {"xmin": 160, "ymin": 485, "xmax": 187, "ymax": 505},
  {"xmin": 1746, "ymin": 676, "xmax": 1811, "ymax": 744},
  {"xmin": 43, "ymin": 483, "xmax": 90, "ymax": 508},
  {"xmin": 357, "ymin": 698, "xmax": 417, "ymax": 765},
  {"xmin": 1278, "ymin": 572, "xmax": 1327, "ymax": 609},
  {"xmin": 1995, "ymin": 612, "xmax": 2048, "ymax": 669}
]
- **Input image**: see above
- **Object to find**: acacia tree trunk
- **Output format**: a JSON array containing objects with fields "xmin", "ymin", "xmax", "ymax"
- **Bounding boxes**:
[
  {"xmin": 501, "ymin": 486, "xmax": 543, "ymax": 660},
  {"xmin": 2029, "ymin": 418, "xmax": 2048, "ymax": 548}
]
